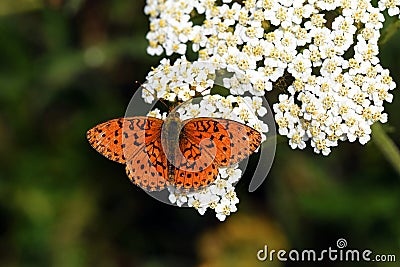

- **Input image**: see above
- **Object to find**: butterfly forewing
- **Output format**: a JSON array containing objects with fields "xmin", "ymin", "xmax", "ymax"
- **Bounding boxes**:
[
  {"xmin": 211, "ymin": 118, "xmax": 262, "ymax": 165},
  {"xmin": 124, "ymin": 117, "xmax": 171, "ymax": 191},
  {"xmin": 180, "ymin": 118, "xmax": 262, "ymax": 166},
  {"xmin": 87, "ymin": 118, "xmax": 129, "ymax": 163},
  {"xmin": 87, "ymin": 117, "xmax": 170, "ymax": 191}
]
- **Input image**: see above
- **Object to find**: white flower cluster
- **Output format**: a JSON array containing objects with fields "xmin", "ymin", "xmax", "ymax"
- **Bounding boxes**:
[
  {"xmin": 146, "ymin": 92, "xmax": 269, "ymax": 221},
  {"xmin": 169, "ymin": 165, "xmax": 242, "ymax": 221},
  {"xmin": 145, "ymin": 0, "xmax": 396, "ymax": 155},
  {"xmin": 142, "ymin": 0, "xmax": 398, "ymax": 219},
  {"xmin": 142, "ymin": 57, "xmax": 216, "ymax": 103},
  {"xmin": 379, "ymin": 0, "xmax": 400, "ymax": 17}
]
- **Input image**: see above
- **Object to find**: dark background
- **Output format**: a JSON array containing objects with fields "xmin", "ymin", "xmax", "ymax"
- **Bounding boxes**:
[{"xmin": 0, "ymin": 1, "xmax": 399, "ymax": 266}]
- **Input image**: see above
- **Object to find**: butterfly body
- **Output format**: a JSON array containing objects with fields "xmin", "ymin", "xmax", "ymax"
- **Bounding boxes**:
[
  {"xmin": 87, "ymin": 115, "xmax": 262, "ymax": 191},
  {"xmin": 162, "ymin": 112, "xmax": 182, "ymax": 162},
  {"xmin": 161, "ymin": 112, "xmax": 184, "ymax": 183}
]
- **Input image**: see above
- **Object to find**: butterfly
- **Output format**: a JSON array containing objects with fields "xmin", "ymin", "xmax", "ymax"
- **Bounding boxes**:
[{"xmin": 87, "ymin": 112, "xmax": 262, "ymax": 191}]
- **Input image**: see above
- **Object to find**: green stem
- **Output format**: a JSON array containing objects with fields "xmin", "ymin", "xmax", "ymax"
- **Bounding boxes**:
[
  {"xmin": 371, "ymin": 124, "xmax": 400, "ymax": 176},
  {"xmin": 379, "ymin": 19, "xmax": 400, "ymax": 47},
  {"xmin": 370, "ymin": 18, "xmax": 400, "ymax": 176}
]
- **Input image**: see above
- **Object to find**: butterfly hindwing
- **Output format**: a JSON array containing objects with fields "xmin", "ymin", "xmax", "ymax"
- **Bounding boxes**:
[
  {"xmin": 174, "ymin": 163, "xmax": 218, "ymax": 189},
  {"xmin": 125, "ymin": 152, "xmax": 169, "ymax": 191}
]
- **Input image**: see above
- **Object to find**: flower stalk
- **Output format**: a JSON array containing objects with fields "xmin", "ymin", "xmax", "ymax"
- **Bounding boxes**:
[
  {"xmin": 379, "ymin": 19, "xmax": 400, "ymax": 47},
  {"xmin": 372, "ymin": 124, "xmax": 400, "ymax": 176},
  {"xmin": 374, "ymin": 16, "xmax": 400, "ymax": 176}
]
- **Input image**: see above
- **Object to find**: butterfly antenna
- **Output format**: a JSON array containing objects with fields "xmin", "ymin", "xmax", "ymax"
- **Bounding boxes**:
[
  {"xmin": 158, "ymin": 98, "xmax": 170, "ymax": 111},
  {"xmin": 134, "ymin": 80, "xmax": 146, "ymax": 95},
  {"xmin": 192, "ymin": 85, "xmax": 212, "ymax": 96}
]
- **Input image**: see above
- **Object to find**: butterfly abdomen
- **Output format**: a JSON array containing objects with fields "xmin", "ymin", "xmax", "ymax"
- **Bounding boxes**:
[
  {"xmin": 161, "ymin": 115, "xmax": 183, "ymax": 184},
  {"xmin": 167, "ymin": 161, "xmax": 176, "ymax": 183}
]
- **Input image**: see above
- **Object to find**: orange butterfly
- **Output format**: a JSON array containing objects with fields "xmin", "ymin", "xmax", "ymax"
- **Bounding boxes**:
[{"xmin": 87, "ymin": 112, "xmax": 262, "ymax": 191}]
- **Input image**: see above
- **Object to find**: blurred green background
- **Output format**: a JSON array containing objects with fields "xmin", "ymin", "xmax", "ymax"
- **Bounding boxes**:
[{"xmin": 0, "ymin": 1, "xmax": 399, "ymax": 266}]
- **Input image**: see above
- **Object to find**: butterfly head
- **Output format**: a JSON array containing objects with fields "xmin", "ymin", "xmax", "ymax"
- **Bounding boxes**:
[{"xmin": 169, "ymin": 111, "xmax": 180, "ymax": 119}]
